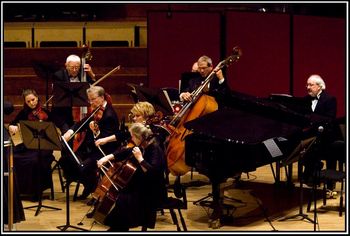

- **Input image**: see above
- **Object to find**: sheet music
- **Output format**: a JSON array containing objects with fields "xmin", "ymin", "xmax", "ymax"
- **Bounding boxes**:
[
  {"xmin": 162, "ymin": 90, "xmax": 175, "ymax": 112},
  {"xmin": 263, "ymin": 138, "xmax": 283, "ymax": 158}
]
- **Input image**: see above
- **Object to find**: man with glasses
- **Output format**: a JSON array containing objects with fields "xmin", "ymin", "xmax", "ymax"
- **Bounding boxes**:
[
  {"xmin": 179, "ymin": 55, "xmax": 230, "ymax": 103},
  {"xmin": 302, "ymin": 74, "xmax": 339, "ymax": 198}
]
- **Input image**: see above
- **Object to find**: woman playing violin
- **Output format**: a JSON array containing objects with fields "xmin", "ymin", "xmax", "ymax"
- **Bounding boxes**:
[
  {"xmin": 97, "ymin": 122, "xmax": 167, "ymax": 231},
  {"xmin": 61, "ymin": 85, "xmax": 120, "ymax": 200},
  {"xmin": 8, "ymin": 89, "xmax": 55, "ymax": 199}
]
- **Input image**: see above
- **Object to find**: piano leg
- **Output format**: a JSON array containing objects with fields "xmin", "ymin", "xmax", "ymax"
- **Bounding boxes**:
[{"xmin": 208, "ymin": 181, "xmax": 223, "ymax": 229}]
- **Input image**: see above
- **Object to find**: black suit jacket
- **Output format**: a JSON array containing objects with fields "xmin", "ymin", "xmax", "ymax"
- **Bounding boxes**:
[
  {"xmin": 180, "ymin": 72, "xmax": 231, "ymax": 107},
  {"xmin": 71, "ymin": 103, "xmax": 120, "ymax": 158},
  {"xmin": 305, "ymin": 91, "xmax": 337, "ymax": 119}
]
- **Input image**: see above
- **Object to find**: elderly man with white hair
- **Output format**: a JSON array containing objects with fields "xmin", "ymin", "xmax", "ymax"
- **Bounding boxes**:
[
  {"xmin": 303, "ymin": 74, "xmax": 339, "ymax": 198},
  {"xmin": 305, "ymin": 74, "xmax": 336, "ymax": 117}
]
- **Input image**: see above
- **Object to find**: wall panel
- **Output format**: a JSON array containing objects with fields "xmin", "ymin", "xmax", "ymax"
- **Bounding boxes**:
[
  {"xmin": 293, "ymin": 16, "xmax": 346, "ymax": 118},
  {"xmin": 225, "ymin": 11, "xmax": 291, "ymax": 97},
  {"xmin": 147, "ymin": 11, "xmax": 221, "ymax": 89}
]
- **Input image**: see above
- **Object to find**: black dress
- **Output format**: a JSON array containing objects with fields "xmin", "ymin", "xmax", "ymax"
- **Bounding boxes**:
[
  {"xmin": 104, "ymin": 139, "xmax": 167, "ymax": 230},
  {"xmin": 9, "ymin": 107, "xmax": 55, "ymax": 198}
]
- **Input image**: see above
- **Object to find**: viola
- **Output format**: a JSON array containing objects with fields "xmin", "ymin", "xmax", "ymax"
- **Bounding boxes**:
[{"xmin": 28, "ymin": 104, "xmax": 49, "ymax": 121}]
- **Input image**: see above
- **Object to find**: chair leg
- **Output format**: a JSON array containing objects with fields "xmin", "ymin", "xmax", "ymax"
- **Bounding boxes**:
[
  {"xmin": 169, "ymin": 209, "xmax": 181, "ymax": 231},
  {"xmin": 73, "ymin": 182, "xmax": 80, "ymax": 201},
  {"xmin": 50, "ymin": 177, "xmax": 55, "ymax": 200},
  {"xmin": 177, "ymin": 209, "xmax": 187, "ymax": 231}
]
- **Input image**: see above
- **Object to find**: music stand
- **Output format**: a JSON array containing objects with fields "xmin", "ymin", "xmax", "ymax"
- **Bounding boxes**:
[
  {"xmin": 278, "ymin": 136, "xmax": 317, "ymax": 224},
  {"xmin": 52, "ymin": 82, "xmax": 90, "ymax": 108},
  {"xmin": 56, "ymin": 136, "xmax": 88, "ymax": 231},
  {"xmin": 129, "ymin": 84, "xmax": 174, "ymax": 116},
  {"xmin": 19, "ymin": 120, "xmax": 62, "ymax": 216},
  {"xmin": 32, "ymin": 61, "xmax": 61, "ymax": 102}
]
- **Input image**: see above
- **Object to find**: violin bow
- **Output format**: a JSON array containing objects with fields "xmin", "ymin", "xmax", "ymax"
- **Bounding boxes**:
[{"xmin": 67, "ymin": 105, "xmax": 102, "ymax": 142}]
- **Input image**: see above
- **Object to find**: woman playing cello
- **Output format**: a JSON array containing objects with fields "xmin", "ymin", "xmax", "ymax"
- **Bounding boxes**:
[{"xmin": 96, "ymin": 122, "xmax": 167, "ymax": 231}]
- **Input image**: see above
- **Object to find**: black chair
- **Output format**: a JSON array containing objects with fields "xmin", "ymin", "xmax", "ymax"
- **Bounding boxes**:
[
  {"xmin": 307, "ymin": 140, "xmax": 346, "ymax": 216},
  {"xmin": 158, "ymin": 177, "xmax": 188, "ymax": 231}
]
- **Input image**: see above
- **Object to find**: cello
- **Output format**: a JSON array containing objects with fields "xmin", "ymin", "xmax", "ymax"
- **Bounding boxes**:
[
  {"xmin": 87, "ymin": 115, "xmax": 163, "ymax": 224},
  {"xmin": 166, "ymin": 47, "xmax": 242, "ymax": 176}
]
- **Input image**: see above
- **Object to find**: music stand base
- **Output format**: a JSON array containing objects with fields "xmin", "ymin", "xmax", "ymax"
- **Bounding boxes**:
[
  {"xmin": 24, "ymin": 203, "xmax": 61, "ymax": 216},
  {"xmin": 57, "ymin": 225, "xmax": 88, "ymax": 231},
  {"xmin": 278, "ymin": 213, "xmax": 315, "ymax": 224}
]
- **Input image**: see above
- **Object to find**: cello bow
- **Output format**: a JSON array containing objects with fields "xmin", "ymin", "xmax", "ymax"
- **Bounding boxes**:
[{"xmin": 92, "ymin": 65, "xmax": 121, "ymax": 86}]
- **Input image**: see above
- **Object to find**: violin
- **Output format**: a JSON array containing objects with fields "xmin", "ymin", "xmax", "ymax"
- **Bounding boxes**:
[{"xmin": 28, "ymin": 103, "xmax": 49, "ymax": 121}]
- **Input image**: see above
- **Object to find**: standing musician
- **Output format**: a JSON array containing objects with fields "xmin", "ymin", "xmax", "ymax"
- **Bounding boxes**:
[
  {"xmin": 179, "ymin": 55, "xmax": 231, "ymax": 104},
  {"xmin": 51, "ymin": 54, "xmax": 96, "ymax": 133},
  {"xmin": 61, "ymin": 86, "xmax": 120, "ymax": 200},
  {"xmin": 8, "ymin": 89, "xmax": 55, "ymax": 199},
  {"xmin": 96, "ymin": 122, "xmax": 167, "ymax": 231}
]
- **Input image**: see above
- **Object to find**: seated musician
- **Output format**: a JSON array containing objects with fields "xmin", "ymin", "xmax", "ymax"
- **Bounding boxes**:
[
  {"xmin": 8, "ymin": 89, "xmax": 55, "ymax": 200},
  {"xmin": 301, "ymin": 74, "xmax": 340, "ymax": 197},
  {"xmin": 95, "ymin": 101, "xmax": 168, "ymax": 149},
  {"xmin": 96, "ymin": 122, "xmax": 167, "ymax": 231},
  {"xmin": 51, "ymin": 54, "xmax": 96, "ymax": 133},
  {"xmin": 179, "ymin": 55, "xmax": 230, "ymax": 104},
  {"xmin": 61, "ymin": 85, "xmax": 120, "ymax": 200}
]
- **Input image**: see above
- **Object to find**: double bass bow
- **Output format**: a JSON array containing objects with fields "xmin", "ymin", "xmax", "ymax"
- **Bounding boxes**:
[{"xmin": 166, "ymin": 47, "xmax": 242, "ymax": 176}]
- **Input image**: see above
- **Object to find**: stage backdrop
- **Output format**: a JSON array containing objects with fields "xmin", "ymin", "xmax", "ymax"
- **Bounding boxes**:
[
  {"xmin": 147, "ymin": 11, "xmax": 221, "ymax": 89},
  {"xmin": 148, "ymin": 11, "xmax": 346, "ymax": 117},
  {"xmin": 293, "ymin": 15, "xmax": 346, "ymax": 118}
]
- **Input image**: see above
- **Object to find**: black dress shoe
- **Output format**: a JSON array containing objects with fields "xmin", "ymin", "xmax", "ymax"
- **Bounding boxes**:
[{"xmin": 86, "ymin": 211, "xmax": 95, "ymax": 218}]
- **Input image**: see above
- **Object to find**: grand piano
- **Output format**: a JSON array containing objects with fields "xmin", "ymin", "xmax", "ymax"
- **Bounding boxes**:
[{"xmin": 183, "ymin": 90, "xmax": 333, "ymax": 228}]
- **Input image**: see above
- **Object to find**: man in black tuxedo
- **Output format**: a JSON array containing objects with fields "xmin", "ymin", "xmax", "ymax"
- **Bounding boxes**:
[
  {"xmin": 51, "ymin": 54, "xmax": 96, "ymax": 133},
  {"xmin": 302, "ymin": 74, "xmax": 339, "ymax": 196}
]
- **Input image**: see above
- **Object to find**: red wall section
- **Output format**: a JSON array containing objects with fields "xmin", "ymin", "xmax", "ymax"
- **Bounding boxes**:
[
  {"xmin": 225, "ymin": 11, "xmax": 291, "ymax": 97},
  {"xmin": 293, "ymin": 16, "xmax": 346, "ymax": 118},
  {"xmin": 147, "ymin": 11, "xmax": 221, "ymax": 89}
]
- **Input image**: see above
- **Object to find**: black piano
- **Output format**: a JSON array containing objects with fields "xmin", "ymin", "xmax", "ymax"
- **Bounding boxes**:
[{"xmin": 184, "ymin": 91, "xmax": 332, "ymax": 228}]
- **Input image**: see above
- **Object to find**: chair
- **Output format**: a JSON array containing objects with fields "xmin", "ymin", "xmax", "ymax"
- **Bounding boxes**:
[
  {"xmin": 307, "ymin": 140, "xmax": 346, "ymax": 216},
  {"xmin": 158, "ymin": 177, "xmax": 188, "ymax": 231}
]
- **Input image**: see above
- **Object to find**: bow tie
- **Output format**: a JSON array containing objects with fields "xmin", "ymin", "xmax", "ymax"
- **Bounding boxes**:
[{"xmin": 312, "ymin": 97, "xmax": 318, "ymax": 101}]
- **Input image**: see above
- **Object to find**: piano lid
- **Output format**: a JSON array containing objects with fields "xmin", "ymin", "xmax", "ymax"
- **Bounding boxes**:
[{"xmin": 184, "ymin": 107, "xmax": 303, "ymax": 144}]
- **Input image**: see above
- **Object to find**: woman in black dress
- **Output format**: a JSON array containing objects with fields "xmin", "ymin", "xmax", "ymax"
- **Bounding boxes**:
[
  {"xmin": 8, "ymin": 89, "xmax": 55, "ymax": 199},
  {"xmin": 97, "ymin": 122, "xmax": 167, "ymax": 231}
]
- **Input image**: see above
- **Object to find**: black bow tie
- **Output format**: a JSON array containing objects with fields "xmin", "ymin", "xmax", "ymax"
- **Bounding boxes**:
[{"xmin": 312, "ymin": 97, "xmax": 318, "ymax": 100}]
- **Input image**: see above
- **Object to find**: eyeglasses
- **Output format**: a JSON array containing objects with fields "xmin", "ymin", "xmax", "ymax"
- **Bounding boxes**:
[
  {"xmin": 67, "ymin": 66, "xmax": 80, "ymax": 70},
  {"xmin": 198, "ymin": 66, "xmax": 210, "ymax": 70}
]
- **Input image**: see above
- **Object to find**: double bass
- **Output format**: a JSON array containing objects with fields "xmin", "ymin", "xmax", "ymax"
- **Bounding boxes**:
[{"xmin": 166, "ymin": 47, "xmax": 242, "ymax": 176}]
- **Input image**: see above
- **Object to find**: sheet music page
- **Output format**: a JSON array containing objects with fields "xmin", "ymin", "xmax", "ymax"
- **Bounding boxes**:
[
  {"xmin": 263, "ymin": 138, "xmax": 283, "ymax": 158},
  {"xmin": 162, "ymin": 90, "xmax": 174, "ymax": 112}
]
